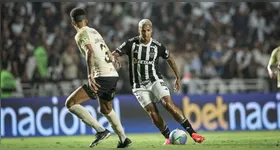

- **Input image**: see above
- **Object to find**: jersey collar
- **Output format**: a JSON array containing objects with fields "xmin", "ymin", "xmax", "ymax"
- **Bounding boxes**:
[{"xmin": 139, "ymin": 36, "xmax": 152, "ymax": 46}]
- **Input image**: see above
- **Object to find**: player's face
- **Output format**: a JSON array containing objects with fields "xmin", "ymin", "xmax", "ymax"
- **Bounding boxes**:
[{"xmin": 139, "ymin": 24, "xmax": 152, "ymax": 42}]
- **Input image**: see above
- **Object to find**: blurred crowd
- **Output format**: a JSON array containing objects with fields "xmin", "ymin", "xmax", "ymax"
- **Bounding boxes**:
[{"xmin": 1, "ymin": 2, "xmax": 280, "ymax": 95}]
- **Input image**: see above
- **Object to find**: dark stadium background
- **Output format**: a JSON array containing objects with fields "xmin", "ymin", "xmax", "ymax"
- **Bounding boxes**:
[{"xmin": 1, "ymin": 2, "xmax": 280, "ymax": 97}]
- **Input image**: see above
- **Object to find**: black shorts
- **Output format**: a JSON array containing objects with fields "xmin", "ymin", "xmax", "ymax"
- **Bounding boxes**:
[{"xmin": 82, "ymin": 77, "xmax": 118, "ymax": 101}]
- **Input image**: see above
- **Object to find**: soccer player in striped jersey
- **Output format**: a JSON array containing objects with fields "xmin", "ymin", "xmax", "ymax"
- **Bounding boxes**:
[
  {"xmin": 65, "ymin": 7, "xmax": 131, "ymax": 148},
  {"xmin": 112, "ymin": 19, "xmax": 205, "ymax": 145},
  {"xmin": 267, "ymin": 46, "xmax": 280, "ymax": 87}
]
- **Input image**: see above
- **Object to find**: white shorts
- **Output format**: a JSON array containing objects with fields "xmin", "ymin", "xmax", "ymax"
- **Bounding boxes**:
[{"xmin": 132, "ymin": 79, "xmax": 170, "ymax": 108}]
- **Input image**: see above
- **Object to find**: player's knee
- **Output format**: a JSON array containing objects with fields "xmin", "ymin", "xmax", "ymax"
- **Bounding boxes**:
[
  {"xmin": 65, "ymin": 97, "xmax": 75, "ymax": 109},
  {"xmin": 99, "ymin": 100, "xmax": 112, "ymax": 115},
  {"xmin": 100, "ymin": 108, "xmax": 108, "ymax": 115},
  {"xmin": 162, "ymin": 101, "xmax": 171, "ymax": 110},
  {"xmin": 100, "ymin": 107, "xmax": 111, "ymax": 115},
  {"xmin": 161, "ymin": 98, "xmax": 174, "ymax": 110},
  {"xmin": 145, "ymin": 108, "xmax": 153, "ymax": 116}
]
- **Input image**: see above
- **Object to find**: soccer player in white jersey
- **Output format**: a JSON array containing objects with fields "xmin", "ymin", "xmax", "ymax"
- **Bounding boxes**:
[
  {"xmin": 267, "ymin": 46, "xmax": 280, "ymax": 87},
  {"xmin": 65, "ymin": 7, "xmax": 131, "ymax": 148},
  {"xmin": 112, "ymin": 19, "xmax": 205, "ymax": 145}
]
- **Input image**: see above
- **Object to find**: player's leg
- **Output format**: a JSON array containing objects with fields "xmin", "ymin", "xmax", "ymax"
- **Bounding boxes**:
[
  {"xmin": 133, "ymin": 90, "xmax": 171, "ymax": 145},
  {"xmin": 145, "ymin": 102, "xmax": 172, "ymax": 145},
  {"xmin": 152, "ymin": 80, "xmax": 205, "ymax": 143},
  {"xmin": 160, "ymin": 95, "xmax": 204, "ymax": 143},
  {"xmin": 65, "ymin": 85, "xmax": 106, "ymax": 132},
  {"xmin": 95, "ymin": 77, "xmax": 131, "ymax": 148},
  {"xmin": 65, "ymin": 85, "xmax": 110, "ymax": 147},
  {"xmin": 98, "ymin": 97, "xmax": 131, "ymax": 148}
]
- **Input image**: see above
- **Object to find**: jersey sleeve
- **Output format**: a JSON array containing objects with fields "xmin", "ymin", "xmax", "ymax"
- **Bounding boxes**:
[
  {"xmin": 78, "ymin": 31, "xmax": 91, "ymax": 49},
  {"xmin": 116, "ymin": 40, "xmax": 130, "ymax": 56},
  {"xmin": 269, "ymin": 47, "xmax": 280, "ymax": 65},
  {"xmin": 76, "ymin": 30, "xmax": 91, "ymax": 56},
  {"xmin": 158, "ymin": 44, "xmax": 170, "ymax": 59}
]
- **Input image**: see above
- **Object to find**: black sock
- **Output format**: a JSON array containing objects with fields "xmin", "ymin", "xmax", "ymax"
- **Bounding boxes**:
[
  {"xmin": 181, "ymin": 119, "xmax": 196, "ymax": 136},
  {"xmin": 161, "ymin": 125, "xmax": 170, "ymax": 139}
]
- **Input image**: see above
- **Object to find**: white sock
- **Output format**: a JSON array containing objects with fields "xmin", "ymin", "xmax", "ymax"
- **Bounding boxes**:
[
  {"xmin": 104, "ymin": 110, "xmax": 127, "ymax": 142},
  {"xmin": 69, "ymin": 104, "xmax": 105, "ymax": 132}
]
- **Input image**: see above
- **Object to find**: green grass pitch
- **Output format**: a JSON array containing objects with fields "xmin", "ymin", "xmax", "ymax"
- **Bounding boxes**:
[{"xmin": 1, "ymin": 131, "xmax": 280, "ymax": 148}]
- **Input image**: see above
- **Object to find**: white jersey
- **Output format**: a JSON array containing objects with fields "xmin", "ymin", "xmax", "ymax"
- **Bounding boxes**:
[{"xmin": 75, "ymin": 26, "xmax": 118, "ymax": 77}]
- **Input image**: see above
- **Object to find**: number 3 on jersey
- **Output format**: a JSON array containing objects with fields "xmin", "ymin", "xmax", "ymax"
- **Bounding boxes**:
[{"xmin": 100, "ymin": 43, "xmax": 112, "ymax": 63}]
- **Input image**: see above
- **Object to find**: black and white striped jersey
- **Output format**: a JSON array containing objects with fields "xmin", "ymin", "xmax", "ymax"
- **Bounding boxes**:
[{"xmin": 116, "ymin": 36, "xmax": 170, "ymax": 89}]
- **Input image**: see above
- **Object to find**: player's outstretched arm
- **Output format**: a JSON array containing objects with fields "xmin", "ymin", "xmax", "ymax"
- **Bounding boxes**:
[
  {"xmin": 267, "ymin": 47, "xmax": 278, "ymax": 79},
  {"xmin": 166, "ymin": 55, "xmax": 181, "ymax": 92},
  {"xmin": 85, "ymin": 44, "xmax": 101, "ymax": 92}
]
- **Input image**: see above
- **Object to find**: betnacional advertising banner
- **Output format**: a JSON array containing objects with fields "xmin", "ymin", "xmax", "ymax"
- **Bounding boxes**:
[{"xmin": 1, "ymin": 93, "xmax": 280, "ymax": 137}]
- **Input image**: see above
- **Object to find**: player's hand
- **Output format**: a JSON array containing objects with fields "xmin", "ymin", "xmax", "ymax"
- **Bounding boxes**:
[
  {"xmin": 112, "ymin": 56, "xmax": 121, "ymax": 70},
  {"xmin": 174, "ymin": 78, "xmax": 181, "ymax": 92},
  {"xmin": 268, "ymin": 70, "xmax": 276, "ymax": 79},
  {"xmin": 114, "ymin": 59, "xmax": 121, "ymax": 69},
  {"xmin": 88, "ymin": 74, "xmax": 101, "ymax": 93}
]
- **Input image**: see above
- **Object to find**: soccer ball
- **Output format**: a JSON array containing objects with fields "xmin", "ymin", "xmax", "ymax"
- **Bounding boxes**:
[{"xmin": 169, "ymin": 129, "xmax": 187, "ymax": 145}]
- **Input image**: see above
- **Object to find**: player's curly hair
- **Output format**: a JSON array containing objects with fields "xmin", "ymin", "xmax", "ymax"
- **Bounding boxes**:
[{"xmin": 70, "ymin": 7, "xmax": 86, "ymax": 22}]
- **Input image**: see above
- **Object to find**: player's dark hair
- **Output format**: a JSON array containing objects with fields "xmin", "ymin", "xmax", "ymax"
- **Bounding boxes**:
[{"xmin": 70, "ymin": 7, "xmax": 87, "ymax": 22}]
